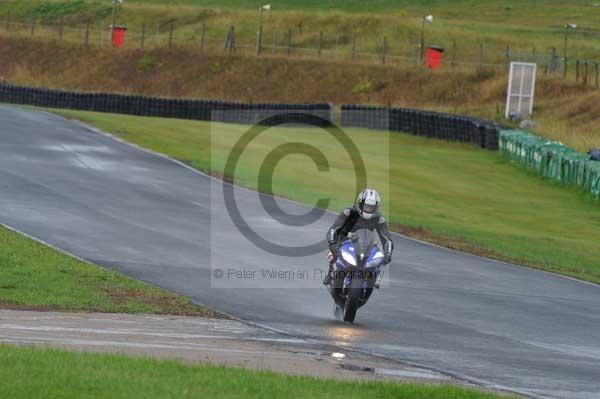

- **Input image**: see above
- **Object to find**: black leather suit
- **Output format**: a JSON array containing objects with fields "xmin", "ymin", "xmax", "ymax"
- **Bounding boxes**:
[{"xmin": 326, "ymin": 206, "xmax": 394, "ymax": 260}]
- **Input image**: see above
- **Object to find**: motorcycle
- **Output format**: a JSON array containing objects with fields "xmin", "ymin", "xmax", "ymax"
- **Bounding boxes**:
[{"xmin": 326, "ymin": 229, "xmax": 385, "ymax": 323}]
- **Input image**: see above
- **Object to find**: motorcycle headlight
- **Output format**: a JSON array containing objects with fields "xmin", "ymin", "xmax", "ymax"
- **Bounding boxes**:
[
  {"xmin": 366, "ymin": 252, "xmax": 384, "ymax": 268},
  {"xmin": 341, "ymin": 249, "xmax": 356, "ymax": 266}
]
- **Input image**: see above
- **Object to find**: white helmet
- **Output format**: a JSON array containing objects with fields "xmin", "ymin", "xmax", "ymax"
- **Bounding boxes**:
[{"xmin": 356, "ymin": 188, "xmax": 380, "ymax": 220}]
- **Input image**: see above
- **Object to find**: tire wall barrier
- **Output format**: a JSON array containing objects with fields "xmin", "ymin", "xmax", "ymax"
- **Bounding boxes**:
[
  {"xmin": 340, "ymin": 104, "xmax": 500, "ymax": 150},
  {"xmin": 0, "ymin": 83, "xmax": 333, "ymax": 126},
  {"xmin": 0, "ymin": 83, "xmax": 502, "ymax": 147},
  {"xmin": 499, "ymin": 129, "xmax": 600, "ymax": 197}
]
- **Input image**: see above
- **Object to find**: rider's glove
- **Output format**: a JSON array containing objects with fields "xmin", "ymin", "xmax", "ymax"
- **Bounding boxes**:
[
  {"xmin": 384, "ymin": 253, "xmax": 392, "ymax": 265},
  {"xmin": 328, "ymin": 242, "xmax": 338, "ymax": 255},
  {"xmin": 327, "ymin": 251, "xmax": 336, "ymax": 264}
]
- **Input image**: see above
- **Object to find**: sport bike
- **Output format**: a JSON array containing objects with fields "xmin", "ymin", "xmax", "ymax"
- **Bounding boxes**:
[{"xmin": 327, "ymin": 229, "xmax": 385, "ymax": 323}]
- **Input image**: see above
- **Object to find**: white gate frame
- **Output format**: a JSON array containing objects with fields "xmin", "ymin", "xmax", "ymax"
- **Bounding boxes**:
[{"xmin": 505, "ymin": 62, "xmax": 537, "ymax": 119}]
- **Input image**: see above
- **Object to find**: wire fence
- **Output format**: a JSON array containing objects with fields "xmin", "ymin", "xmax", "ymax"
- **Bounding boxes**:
[{"xmin": 2, "ymin": 17, "xmax": 599, "ymax": 87}]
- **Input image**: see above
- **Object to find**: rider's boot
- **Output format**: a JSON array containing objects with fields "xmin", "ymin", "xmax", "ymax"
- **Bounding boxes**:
[
  {"xmin": 333, "ymin": 304, "xmax": 343, "ymax": 320},
  {"xmin": 323, "ymin": 266, "xmax": 333, "ymax": 285},
  {"xmin": 323, "ymin": 259, "xmax": 334, "ymax": 285},
  {"xmin": 323, "ymin": 250, "xmax": 338, "ymax": 285}
]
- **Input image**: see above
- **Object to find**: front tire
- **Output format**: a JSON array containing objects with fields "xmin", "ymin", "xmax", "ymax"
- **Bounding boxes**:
[{"xmin": 343, "ymin": 277, "xmax": 364, "ymax": 323}]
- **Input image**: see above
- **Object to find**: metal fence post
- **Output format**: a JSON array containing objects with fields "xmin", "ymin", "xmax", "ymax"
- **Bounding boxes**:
[
  {"xmin": 335, "ymin": 34, "xmax": 339, "ymax": 59},
  {"xmin": 84, "ymin": 20, "xmax": 90, "ymax": 47},
  {"xmin": 271, "ymin": 28, "xmax": 275, "ymax": 53},
  {"xmin": 584, "ymin": 61, "xmax": 589, "ymax": 85},
  {"xmin": 550, "ymin": 47, "xmax": 557, "ymax": 74},
  {"xmin": 224, "ymin": 27, "xmax": 231, "ymax": 52},
  {"xmin": 352, "ymin": 32, "xmax": 356, "ymax": 59},
  {"xmin": 256, "ymin": 7, "xmax": 266, "ymax": 55},
  {"xmin": 318, "ymin": 31, "xmax": 323, "ymax": 59},
  {"xmin": 451, "ymin": 40, "xmax": 457, "ymax": 67},
  {"xmin": 225, "ymin": 26, "xmax": 236, "ymax": 55},
  {"xmin": 200, "ymin": 23, "xmax": 205, "ymax": 52},
  {"xmin": 576, "ymin": 59, "xmax": 579, "ymax": 82},
  {"xmin": 255, "ymin": 30, "xmax": 261, "ymax": 55},
  {"xmin": 287, "ymin": 28, "xmax": 292, "ymax": 56},
  {"xmin": 479, "ymin": 42, "xmax": 484, "ymax": 66},
  {"xmin": 596, "ymin": 62, "xmax": 599, "ymax": 88},
  {"xmin": 141, "ymin": 23, "xmax": 145, "ymax": 50},
  {"xmin": 505, "ymin": 44, "xmax": 510, "ymax": 71},
  {"xmin": 231, "ymin": 26, "xmax": 236, "ymax": 54},
  {"xmin": 381, "ymin": 36, "xmax": 387, "ymax": 64},
  {"xmin": 98, "ymin": 19, "xmax": 102, "ymax": 46},
  {"xmin": 30, "ymin": 18, "xmax": 36, "ymax": 36}
]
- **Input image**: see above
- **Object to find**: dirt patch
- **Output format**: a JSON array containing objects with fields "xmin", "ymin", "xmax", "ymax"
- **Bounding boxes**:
[
  {"xmin": 0, "ymin": 298, "xmax": 222, "ymax": 317},
  {"xmin": 104, "ymin": 288, "xmax": 224, "ymax": 318},
  {"xmin": 390, "ymin": 222, "xmax": 499, "ymax": 256},
  {"xmin": 0, "ymin": 301, "xmax": 58, "ymax": 312}
]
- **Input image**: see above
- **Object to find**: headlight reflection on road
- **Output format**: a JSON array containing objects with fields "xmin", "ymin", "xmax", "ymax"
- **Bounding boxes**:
[{"xmin": 325, "ymin": 324, "xmax": 366, "ymax": 345}]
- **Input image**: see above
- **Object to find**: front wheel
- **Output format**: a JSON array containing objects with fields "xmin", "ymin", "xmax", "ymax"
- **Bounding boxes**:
[{"xmin": 343, "ymin": 277, "xmax": 364, "ymax": 323}]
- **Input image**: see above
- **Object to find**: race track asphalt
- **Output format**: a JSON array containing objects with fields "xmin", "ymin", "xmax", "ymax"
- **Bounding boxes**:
[{"xmin": 1, "ymin": 105, "xmax": 599, "ymax": 398}]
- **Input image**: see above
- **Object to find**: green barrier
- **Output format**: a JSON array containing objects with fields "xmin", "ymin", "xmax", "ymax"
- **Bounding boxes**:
[{"xmin": 499, "ymin": 129, "xmax": 600, "ymax": 198}]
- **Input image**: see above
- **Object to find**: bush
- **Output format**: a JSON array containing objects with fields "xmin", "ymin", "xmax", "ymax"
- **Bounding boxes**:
[
  {"xmin": 352, "ymin": 79, "xmax": 374, "ymax": 94},
  {"xmin": 136, "ymin": 55, "xmax": 155, "ymax": 72}
]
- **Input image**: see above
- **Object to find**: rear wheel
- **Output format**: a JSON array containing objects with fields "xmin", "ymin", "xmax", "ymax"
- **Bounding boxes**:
[{"xmin": 343, "ymin": 277, "xmax": 364, "ymax": 323}]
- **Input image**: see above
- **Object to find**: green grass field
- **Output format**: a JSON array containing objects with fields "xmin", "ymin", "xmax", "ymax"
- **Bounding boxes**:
[
  {"xmin": 51, "ymin": 109, "xmax": 600, "ymax": 285},
  {"xmin": 0, "ymin": 344, "xmax": 508, "ymax": 399},
  {"xmin": 0, "ymin": 223, "xmax": 215, "ymax": 315}
]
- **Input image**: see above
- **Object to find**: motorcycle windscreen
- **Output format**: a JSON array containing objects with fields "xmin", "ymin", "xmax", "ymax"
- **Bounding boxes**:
[{"xmin": 351, "ymin": 229, "xmax": 378, "ymax": 265}]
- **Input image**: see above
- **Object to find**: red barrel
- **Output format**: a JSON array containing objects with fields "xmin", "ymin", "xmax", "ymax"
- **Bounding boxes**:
[
  {"xmin": 111, "ymin": 26, "xmax": 127, "ymax": 48},
  {"xmin": 426, "ymin": 46, "xmax": 444, "ymax": 69}
]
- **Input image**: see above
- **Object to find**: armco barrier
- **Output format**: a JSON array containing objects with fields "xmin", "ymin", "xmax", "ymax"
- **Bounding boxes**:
[
  {"xmin": 499, "ymin": 129, "xmax": 600, "ymax": 198},
  {"xmin": 340, "ymin": 104, "xmax": 500, "ymax": 150},
  {"xmin": 0, "ymin": 83, "xmax": 333, "ymax": 126}
]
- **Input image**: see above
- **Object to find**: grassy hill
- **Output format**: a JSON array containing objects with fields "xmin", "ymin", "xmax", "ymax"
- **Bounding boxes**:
[
  {"xmin": 1, "ymin": 1, "xmax": 600, "ymax": 66},
  {"xmin": 1, "ymin": 36, "xmax": 598, "ymax": 151},
  {"xmin": 0, "ymin": 1, "xmax": 599, "ymax": 151}
]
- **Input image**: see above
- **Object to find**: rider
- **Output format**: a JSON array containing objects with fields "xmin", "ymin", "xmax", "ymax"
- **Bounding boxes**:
[{"xmin": 323, "ymin": 188, "xmax": 393, "ymax": 285}]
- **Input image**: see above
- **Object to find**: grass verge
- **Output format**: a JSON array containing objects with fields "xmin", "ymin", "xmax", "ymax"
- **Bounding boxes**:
[
  {"xmin": 0, "ymin": 344, "xmax": 508, "ymax": 399},
  {"xmin": 0, "ymin": 224, "xmax": 217, "ymax": 316},
  {"xmin": 51, "ymin": 108, "xmax": 600, "ymax": 285}
]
